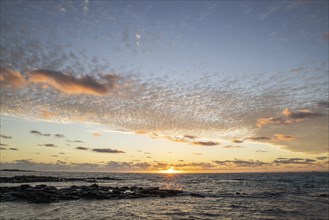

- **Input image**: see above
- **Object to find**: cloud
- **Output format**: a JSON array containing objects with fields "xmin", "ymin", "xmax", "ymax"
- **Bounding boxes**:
[
  {"xmin": 57, "ymin": 160, "xmax": 67, "ymax": 164},
  {"xmin": 41, "ymin": 110, "xmax": 58, "ymax": 120},
  {"xmin": 0, "ymin": 135, "xmax": 12, "ymax": 139},
  {"xmin": 257, "ymin": 108, "xmax": 323, "ymax": 127},
  {"xmin": 233, "ymin": 134, "xmax": 293, "ymax": 143},
  {"xmin": 93, "ymin": 132, "xmax": 102, "ymax": 137},
  {"xmin": 184, "ymin": 135, "xmax": 197, "ymax": 139},
  {"xmin": 273, "ymin": 158, "xmax": 316, "ymax": 165},
  {"xmin": 30, "ymin": 130, "xmax": 51, "ymax": 136},
  {"xmin": 256, "ymin": 150, "xmax": 267, "ymax": 153},
  {"xmin": 54, "ymin": 134, "xmax": 65, "ymax": 138},
  {"xmin": 192, "ymin": 152, "xmax": 202, "ymax": 155},
  {"xmin": 273, "ymin": 134, "xmax": 296, "ymax": 141},
  {"xmin": 214, "ymin": 159, "xmax": 269, "ymax": 167},
  {"xmin": 0, "ymin": 147, "xmax": 7, "ymax": 150},
  {"xmin": 237, "ymin": 134, "xmax": 296, "ymax": 143},
  {"xmin": 66, "ymin": 140, "xmax": 83, "ymax": 143},
  {"xmin": 317, "ymin": 101, "xmax": 328, "ymax": 109},
  {"xmin": 38, "ymin": 144, "xmax": 57, "ymax": 147},
  {"xmin": 0, "ymin": 157, "xmax": 326, "ymax": 172},
  {"xmin": 162, "ymin": 135, "xmax": 219, "ymax": 146},
  {"xmin": 9, "ymin": 148, "xmax": 18, "ymax": 150},
  {"xmin": 316, "ymin": 156, "xmax": 328, "ymax": 160},
  {"xmin": 0, "ymin": 143, "xmax": 8, "ymax": 146},
  {"xmin": 257, "ymin": 116, "xmax": 292, "ymax": 127},
  {"xmin": 282, "ymin": 108, "xmax": 321, "ymax": 119},
  {"xmin": 246, "ymin": 136, "xmax": 271, "ymax": 141},
  {"xmin": 14, "ymin": 159, "xmax": 34, "ymax": 165},
  {"xmin": 76, "ymin": 146, "xmax": 89, "ymax": 150},
  {"xmin": 192, "ymin": 141, "xmax": 219, "ymax": 146},
  {"xmin": 0, "ymin": 68, "xmax": 26, "ymax": 89},
  {"xmin": 30, "ymin": 130, "xmax": 42, "ymax": 135},
  {"xmin": 222, "ymin": 145, "xmax": 243, "ymax": 149},
  {"xmin": 92, "ymin": 148, "xmax": 125, "ymax": 153},
  {"xmin": 0, "ymin": 39, "xmax": 326, "ymax": 156},
  {"xmin": 29, "ymin": 69, "xmax": 120, "ymax": 96},
  {"xmin": 174, "ymin": 162, "xmax": 217, "ymax": 170},
  {"xmin": 290, "ymin": 67, "xmax": 306, "ymax": 73},
  {"xmin": 30, "ymin": 131, "xmax": 68, "ymax": 139},
  {"xmin": 232, "ymin": 139, "xmax": 244, "ymax": 143},
  {"xmin": 104, "ymin": 161, "xmax": 151, "ymax": 171}
]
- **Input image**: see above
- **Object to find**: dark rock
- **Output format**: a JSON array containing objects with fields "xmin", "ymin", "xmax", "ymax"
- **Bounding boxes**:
[
  {"xmin": 20, "ymin": 184, "xmax": 31, "ymax": 189},
  {"xmin": 319, "ymin": 194, "xmax": 328, "ymax": 197},
  {"xmin": 90, "ymin": 183, "xmax": 99, "ymax": 188},
  {"xmin": 0, "ymin": 184, "xmax": 186, "ymax": 203},
  {"xmin": 35, "ymin": 184, "xmax": 47, "ymax": 189},
  {"xmin": 0, "ymin": 175, "xmax": 123, "ymax": 183}
]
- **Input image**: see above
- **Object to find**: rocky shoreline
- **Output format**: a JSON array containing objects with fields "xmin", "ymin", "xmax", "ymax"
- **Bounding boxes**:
[
  {"xmin": 0, "ymin": 184, "xmax": 186, "ymax": 203},
  {"xmin": 0, "ymin": 175, "xmax": 121, "ymax": 183}
]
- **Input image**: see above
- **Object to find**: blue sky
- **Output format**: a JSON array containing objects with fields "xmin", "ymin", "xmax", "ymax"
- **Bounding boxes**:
[{"xmin": 0, "ymin": 0, "xmax": 328, "ymax": 172}]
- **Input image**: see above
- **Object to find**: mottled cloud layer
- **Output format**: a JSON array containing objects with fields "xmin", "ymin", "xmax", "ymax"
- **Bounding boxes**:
[
  {"xmin": 1, "ymin": 65, "xmax": 327, "ymax": 154},
  {"xmin": 0, "ymin": 1, "xmax": 328, "ymax": 155}
]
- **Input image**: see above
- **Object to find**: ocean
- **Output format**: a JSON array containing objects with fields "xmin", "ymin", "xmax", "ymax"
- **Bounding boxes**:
[{"xmin": 0, "ymin": 171, "xmax": 328, "ymax": 220}]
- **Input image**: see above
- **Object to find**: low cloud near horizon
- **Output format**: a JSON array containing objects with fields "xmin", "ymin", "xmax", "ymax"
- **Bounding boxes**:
[{"xmin": 0, "ymin": 157, "xmax": 327, "ymax": 172}]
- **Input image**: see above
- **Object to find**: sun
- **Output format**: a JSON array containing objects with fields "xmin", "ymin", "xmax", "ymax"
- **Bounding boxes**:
[
  {"xmin": 160, "ymin": 166, "xmax": 181, "ymax": 174},
  {"xmin": 166, "ymin": 167, "xmax": 176, "ymax": 173}
]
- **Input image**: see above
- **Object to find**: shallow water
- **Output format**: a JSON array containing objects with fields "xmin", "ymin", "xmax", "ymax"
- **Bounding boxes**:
[{"xmin": 1, "ymin": 172, "xmax": 328, "ymax": 219}]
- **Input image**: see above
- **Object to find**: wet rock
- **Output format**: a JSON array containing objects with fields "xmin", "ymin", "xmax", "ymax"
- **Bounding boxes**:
[
  {"xmin": 90, "ymin": 183, "xmax": 99, "ymax": 188},
  {"xmin": 0, "ymin": 175, "xmax": 123, "ymax": 183},
  {"xmin": 0, "ymin": 184, "xmax": 185, "ymax": 203},
  {"xmin": 319, "ymin": 194, "xmax": 328, "ymax": 197},
  {"xmin": 20, "ymin": 184, "xmax": 31, "ymax": 189}
]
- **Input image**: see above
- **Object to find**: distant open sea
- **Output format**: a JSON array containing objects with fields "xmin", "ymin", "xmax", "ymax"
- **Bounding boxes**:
[{"xmin": 0, "ymin": 171, "xmax": 328, "ymax": 220}]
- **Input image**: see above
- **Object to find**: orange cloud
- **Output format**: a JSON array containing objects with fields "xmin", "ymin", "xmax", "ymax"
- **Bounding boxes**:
[
  {"xmin": 257, "ymin": 116, "xmax": 293, "ymax": 127},
  {"xmin": 93, "ymin": 132, "xmax": 102, "ymax": 137},
  {"xmin": 273, "ymin": 134, "xmax": 296, "ymax": 141},
  {"xmin": 0, "ymin": 68, "xmax": 26, "ymax": 89},
  {"xmin": 257, "ymin": 108, "xmax": 321, "ymax": 127},
  {"xmin": 41, "ymin": 110, "xmax": 58, "ymax": 120},
  {"xmin": 282, "ymin": 108, "xmax": 314, "ymax": 119},
  {"xmin": 29, "ymin": 69, "xmax": 119, "ymax": 96}
]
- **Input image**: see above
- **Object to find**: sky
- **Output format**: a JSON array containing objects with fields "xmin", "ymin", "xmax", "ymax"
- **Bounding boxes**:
[{"xmin": 0, "ymin": 0, "xmax": 328, "ymax": 173}]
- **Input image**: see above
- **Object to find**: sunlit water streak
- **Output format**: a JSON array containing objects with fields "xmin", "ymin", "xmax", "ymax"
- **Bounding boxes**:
[{"xmin": 0, "ymin": 172, "xmax": 328, "ymax": 219}]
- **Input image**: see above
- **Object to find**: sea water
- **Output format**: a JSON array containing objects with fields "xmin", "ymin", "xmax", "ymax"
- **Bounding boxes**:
[{"xmin": 0, "ymin": 172, "xmax": 328, "ymax": 219}]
